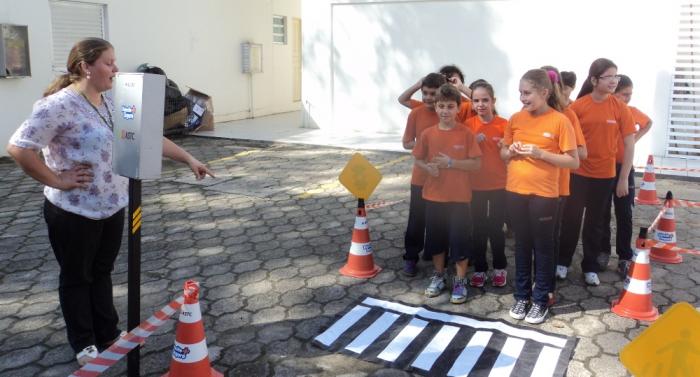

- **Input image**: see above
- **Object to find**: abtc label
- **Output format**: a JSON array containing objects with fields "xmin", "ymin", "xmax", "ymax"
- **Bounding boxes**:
[
  {"xmin": 173, "ymin": 345, "xmax": 191, "ymax": 360},
  {"xmin": 120, "ymin": 130, "xmax": 135, "ymax": 140}
]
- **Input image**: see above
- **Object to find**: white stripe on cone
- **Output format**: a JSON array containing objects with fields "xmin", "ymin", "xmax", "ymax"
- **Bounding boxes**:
[
  {"xmin": 645, "ymin": 165, "xmax": 654, "ymax": 173},
  {"xmin": 661, "ymin": 207, "xmax": 675, "ymax": 219},
  {"xmin": 350, "ymin": 242, "xmax": 373, "ymax": 256},
  {"xmin": 640, "ymin": 181, "xmax": 656, "ymax": 190},
  {"xmin": 655, "ymin": 230, "xmax": 677, "ymax": 244},
  {"xmin": 354, "ymin": 216, "xmax": 368, "ymax": 230},
  {"xmin": 171, "ymin": 338, "xmax": 209, "ymax": 364},
  {"xmin": 178, "ymin": 303, "xmax": 203, "ymax": 323},
  {"xmin": 632, "ymin": 249, "xmax": 650, "ymax": 264},
  {"xmin": 624, "ymin": 277, "xmax": 652, "ymax": 295}
]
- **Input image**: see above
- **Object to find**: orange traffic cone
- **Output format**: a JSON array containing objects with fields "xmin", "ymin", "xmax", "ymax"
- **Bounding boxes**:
[
  {"xmin": 340, "ymin": 199, "xmax": 381, "ymax": 278},
  {"xmin": 635, "ymin": 155, "xmax": 661, "ymax": 205},
  {"xmin": 612, "ymin": 227, "xmax": 659, "ymax": 322},
  {"xmin": 650, "ymin": 191, "xmax": 682, "ymax": 264},
  {"xmin": 163, "ymin": 281, "xmax": 223, "ymax": 377}
]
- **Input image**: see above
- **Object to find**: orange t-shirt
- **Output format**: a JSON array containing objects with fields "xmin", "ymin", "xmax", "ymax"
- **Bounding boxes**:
[
  {"xmin": 408, "ymin": 98, "xmax": 474, "ymax": 122},
  {"xmin": 403, "ymin": 106, "xmax": 439, "ymax": 186},
  {"xmin": 413, "ymin": 125, "xmax": 482, "ymax": 203},
  {"xmin": 559, "ymin": 107, "xmax": 586, "ymax": 196},
  {"xmin": 465, "ymin": 115, "xmax": 507, "ymax": 191},
  {"xmin": 570, "ymin": 94, "xmax": 636, "ymax": 178},
  {"xmin": 504, "ymin": 109, "xmax": 577, "ymax": 198},
  {"xmin": 615, "ymin": 106, "xmax": 651, "ymax": 163}
]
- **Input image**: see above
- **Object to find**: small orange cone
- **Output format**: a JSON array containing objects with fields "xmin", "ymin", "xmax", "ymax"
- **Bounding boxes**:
[
  {"xmin": 340, "ymin": 199, "xmax": 381, "ymax": 278},
  {"xmin": 635, "ymin": 155, "xmax": 661, "ymax": 205},
  {"xmin": 163, "ymin": 281, "xmax": 223, "ymax": 377},
  {"xmin": 612, "ymin": 227, "xmax": 659, "ymax": 322},
  {"xmin": 650, "ymin": 191, "xmax": 683, "ymax": 264}
]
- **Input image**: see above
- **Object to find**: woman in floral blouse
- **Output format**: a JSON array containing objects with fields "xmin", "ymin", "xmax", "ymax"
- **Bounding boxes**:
[{"xmin": 6, "ymin": 37, "xmax": 213, "ymax": 366}]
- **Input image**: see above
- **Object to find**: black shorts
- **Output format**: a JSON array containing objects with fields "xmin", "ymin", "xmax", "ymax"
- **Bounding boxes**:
[{"xmin": 424, "ymin": 200, "xmax": 472, "ymax": 262}]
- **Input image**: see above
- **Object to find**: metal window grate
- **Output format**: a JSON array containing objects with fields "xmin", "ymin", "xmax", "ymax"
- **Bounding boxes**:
[
  {"xmin": 273, "ymin": 15, "xmax": 287, "ymax": 44},
  {"xmin": 49, "ymin": 0, "xmax": 106, "ymax": 72},
  {"xmin": 668, "ymin": 3, "xmax": 700, "ymax": 159}
]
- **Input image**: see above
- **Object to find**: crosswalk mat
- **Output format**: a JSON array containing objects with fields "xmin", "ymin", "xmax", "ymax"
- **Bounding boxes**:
[{"xmin": 313, "ymin": 296, "xmax": 577, "ymax": 377}]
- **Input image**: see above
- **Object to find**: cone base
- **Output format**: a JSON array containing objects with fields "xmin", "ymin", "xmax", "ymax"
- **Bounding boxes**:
[
  {"xmin": 635, "ymin": 196, "xmax": 660, "ymax": 205},
  {"xmin": 340, "ymin": 264, "xmax": 381, "ymax": 279},
  {"xmin": 163, "ymin": 368, "xmax": 224, "ymax": 377},
  {"xmin": 650, "ymin": 248, "xmax": 683, "ymax": 264},
  {"xmin": 611, "ymin": 299, "xmax": 659, "ymax": 322}
]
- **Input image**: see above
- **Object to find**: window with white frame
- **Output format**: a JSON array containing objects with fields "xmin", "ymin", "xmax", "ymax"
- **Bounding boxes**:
[
  {"xmin": 668, "ymin": 3, "xmax": 700, "ymax": 159},
  {"xmin": 49, "ymin": 0, "xmax": 107, "ymax": 72},
  {"xmin": 273, "ymin": 15, "xmax": 287, "ymax": 44}
]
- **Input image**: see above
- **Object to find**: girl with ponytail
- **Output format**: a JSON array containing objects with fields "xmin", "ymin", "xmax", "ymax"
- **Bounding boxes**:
[{"xmin": 500, "ymin": 69, "xmax": 579, "ymax": 324}]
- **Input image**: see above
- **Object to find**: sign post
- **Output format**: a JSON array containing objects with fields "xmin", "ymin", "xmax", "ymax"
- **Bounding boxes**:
[{"xmin": 113, "ymin": 72, "xmax": 165, "ymax": 377}]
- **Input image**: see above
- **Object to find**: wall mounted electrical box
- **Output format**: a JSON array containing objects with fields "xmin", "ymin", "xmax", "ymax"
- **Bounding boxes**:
[{"xmin": 0, "ymin": 24, "xmax": 31, "ymax": 78}]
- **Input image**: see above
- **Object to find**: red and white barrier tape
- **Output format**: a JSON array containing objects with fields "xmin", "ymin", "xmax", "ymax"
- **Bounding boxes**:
[
  {"xmin": 637, "ymin": 198, "xmax": 700, "ymax": 208},
  {"xmin": 635, "ymin": 165, "xmax": 700, "ymax": 173},
  {"xmin": 365, "ymin": 199, "xmax": 404, "ymax": 210},
  {"xmin": 68, "ymin": 289, "xmax": 192, "ymax": 377},
  {"xmin": 648, "ymin": 208, "xmax": 665, "ymax": 231},
  {"xmin": 646, "ymin": 240, "xmax": 700, "ymax": 256}
]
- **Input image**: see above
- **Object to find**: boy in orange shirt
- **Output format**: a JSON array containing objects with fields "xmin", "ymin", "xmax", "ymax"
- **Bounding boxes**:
[
  {"xmin": 413, "ymin": 84, "xmax": 482, "ymax": 304},
  {"xmin": 600, "ymin": 74, "xmax": 653, "ymax": 276},
  {"xmin": 401, "ymin": 73, "xmax": 447, "ymax": 276},
  {"xmin": 397, "ymin": 65, "xmax": 475, "ymax": 121}
]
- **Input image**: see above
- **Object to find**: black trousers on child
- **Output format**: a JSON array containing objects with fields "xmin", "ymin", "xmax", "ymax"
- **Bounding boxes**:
[
  {"xmin": 44, "ymin": 199, "xmax": 124, "ymax": 353},
  {"xmin": 507, "ymin": 192, "xmax": 557, "ymax": 306},
  {"xmin": 471, "ymin": 189, "xmax": 507, "ymax": 272},
  {"xmin": 558, "ymin": 174, "xmax": 615, "ymax": 273},
  {"xmin": 601, "ymin": 165, "xmax": 635, "ymax": 261},
  {"xmin": 404, "ymin": 184, "xmax": 426, "ymax": 262}
]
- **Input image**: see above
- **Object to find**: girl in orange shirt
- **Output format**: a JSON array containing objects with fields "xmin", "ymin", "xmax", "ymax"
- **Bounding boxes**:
[
  {"xmin": 465, "ymin": 81, "xmax": 509, "ymax": 288},
  {"xmin": 600, "ymin": 74, "xmax": 653, "ymax": 276},
  {"xmin": 557, "ymin": 58, "xmax": 636, "ymax": 286},
  {"xmin": 501, "ymin": 69, "xmax": 578, "ymax": 324}
]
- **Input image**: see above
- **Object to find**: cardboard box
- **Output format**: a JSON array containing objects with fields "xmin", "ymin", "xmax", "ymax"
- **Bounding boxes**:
[
  {"xmin": 184, "ymin": 88, "xmax": 214, "ymax": 132},
  {"xmin": 163, "ymin": 107, "xmax": 188, "ymax": 130}
]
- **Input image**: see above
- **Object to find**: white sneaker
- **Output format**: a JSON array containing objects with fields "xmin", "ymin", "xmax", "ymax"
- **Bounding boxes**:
[
  {"xmin": 76, "ymin": 345, "xmax": 98, "ymax": 366},
  {"xmin": 584, "ymin": 272, "xmax": 600, "ymax": 286},
  {"xmin": 555, "ymin": 265, "xmax": 568, "ymax": 280}
]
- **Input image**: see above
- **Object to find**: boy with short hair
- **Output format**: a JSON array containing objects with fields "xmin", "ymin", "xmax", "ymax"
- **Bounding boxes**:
[
  {"xmin": 401, "ymin": 73, "xmax": 446, "ymax": 276},
  {"xmin": 412, "ymin": 84, "xmax": 482, "ymax": 303}
]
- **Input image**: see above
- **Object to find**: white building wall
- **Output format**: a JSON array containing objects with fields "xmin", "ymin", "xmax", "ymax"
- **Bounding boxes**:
[
  {"xmin": 0, "ymin": 0, "xmax": 301, "ymax": 157},
  {"xmin": 302, "ymin": 0, "xmax": 683, "ymax": 167}
]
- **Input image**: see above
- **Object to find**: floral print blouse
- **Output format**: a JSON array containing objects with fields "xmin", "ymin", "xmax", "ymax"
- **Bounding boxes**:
[{"xmin": 9, "ymin": 87, "xmax": 128, "ymax": 220}]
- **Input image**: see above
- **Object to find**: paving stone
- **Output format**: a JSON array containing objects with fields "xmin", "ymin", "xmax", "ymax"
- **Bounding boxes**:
[
  {"xmin": 0, "ymin": 345, "xmax": 46, "ymax": 371},
  {"xmin": 588, "ymin": 354, "xmax": 629, "ymax": 377}
]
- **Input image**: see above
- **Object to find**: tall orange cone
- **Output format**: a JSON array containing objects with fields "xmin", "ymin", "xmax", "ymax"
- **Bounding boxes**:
[
  {"xmin": 340, "ymin": 199, "xmax": 381, "ymax": 278},
  {"xmin": 635, "ymin": 155, "xmax": 661, "ymax": 205},
  {"xmin": 163, "ymin": 281, "xmax": 223, "ymax": 377},
  {"xmin": 650, "ymin": 191, "xmax": 683, "ymax": 264},
  {"xmin": 612, "ymin": 227, "xmax": 659, "ymax": 322}
]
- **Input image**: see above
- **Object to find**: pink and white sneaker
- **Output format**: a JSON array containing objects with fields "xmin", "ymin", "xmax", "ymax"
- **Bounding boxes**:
[
  {"xmin": 492, "ymin": 269, "xmax": 507, "ymax": 287},
  {"xmin": 469, "ymin": 272, "xmax": 486, "ymax": 287}
]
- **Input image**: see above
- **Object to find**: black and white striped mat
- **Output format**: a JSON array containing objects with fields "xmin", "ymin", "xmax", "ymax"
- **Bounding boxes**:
[{"xmin": 313, "ymin": 296, "xmax": 577, "ymax": 377}]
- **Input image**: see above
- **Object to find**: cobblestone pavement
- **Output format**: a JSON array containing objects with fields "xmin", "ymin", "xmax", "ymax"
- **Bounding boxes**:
[{"xmin": 1, "ymin": 136, "xmax": 699, "ymax": 377}]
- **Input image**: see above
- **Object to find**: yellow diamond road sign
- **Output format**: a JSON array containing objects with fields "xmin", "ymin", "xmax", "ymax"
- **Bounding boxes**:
[
  {"xmin": 339, "ymin": 153, "xmax": 382, "ymax": 200},
  {"xmin": 620, "ymin": 302, "xmax": 700, "ymax": 376}
]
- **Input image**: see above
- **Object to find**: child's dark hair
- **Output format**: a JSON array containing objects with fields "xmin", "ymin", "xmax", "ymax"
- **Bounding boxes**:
[
  {"xmin": 439, "ymin": 65, "xmax": 464, "ymax": 83},
  {"xmin": 469, "ymin": 78, "xmax": 488, "ymax": 90},
  {"xmin": 615, "ymin": 74, "xmax": 633, "ymax": 93},
  {"xmin": 470, "ymin": 80, "xmax": 497, "ymax": 115},
  {"xmin": 521, "ymin": 69, "xmax": 564, "ymax": 112},
  {"xmin": 422, "ymin": 72, "xmax": 447, "ymax": 89},
  {"xmin": 561, "ymin": 71, "xmax": 577, "ymax": 88},
  {"xmin": 577, "ymin": 58, "xmax": 618, "ymax": 99},
  {"xmin": 435, "ymin": 84, "xmax": 462, "ymax": 105}
]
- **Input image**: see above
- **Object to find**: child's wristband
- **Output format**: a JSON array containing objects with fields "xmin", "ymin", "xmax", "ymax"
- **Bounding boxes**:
[{"xmin": 447, "ymin": 158, "xmax": 453, "ymax": 168}]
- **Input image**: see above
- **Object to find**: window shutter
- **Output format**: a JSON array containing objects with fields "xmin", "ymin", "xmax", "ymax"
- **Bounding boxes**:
[
  {"xmin": 668, "ymin": 3, "xmax": 700, "ymax": 159},
  {"xmin": 49, "ymin": 1, "xmax": 106, "ymax": 72}
]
